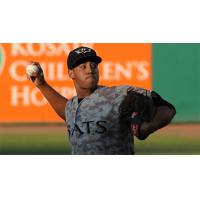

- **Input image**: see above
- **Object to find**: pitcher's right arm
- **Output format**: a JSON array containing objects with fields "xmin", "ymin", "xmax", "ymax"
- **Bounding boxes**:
[{"xmin": 26, "ymin": 62, "xmax": 68, "ymax": 121}]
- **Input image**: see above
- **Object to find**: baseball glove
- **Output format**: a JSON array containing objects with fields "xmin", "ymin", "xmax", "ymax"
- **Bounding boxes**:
[{"xmin": 119, "ymin": 90, "xmax": 154, "ymax": 138}]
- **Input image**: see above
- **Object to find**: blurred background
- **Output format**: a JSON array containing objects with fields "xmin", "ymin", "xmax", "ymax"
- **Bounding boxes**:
[{"xmin": 0, "ymin": 43, "xmax": 199, "ymax": 155}]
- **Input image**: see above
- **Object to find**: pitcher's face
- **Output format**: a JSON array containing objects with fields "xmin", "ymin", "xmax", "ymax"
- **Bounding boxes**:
[{"xmin": 68, "ymin": 61, "xmax": 99, "ymax": 89}]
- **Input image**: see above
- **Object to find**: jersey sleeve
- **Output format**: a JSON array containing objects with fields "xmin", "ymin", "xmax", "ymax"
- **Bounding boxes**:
[{"xmin": 115, "ymin": 85, "xmax": 152, "ymax": 98}]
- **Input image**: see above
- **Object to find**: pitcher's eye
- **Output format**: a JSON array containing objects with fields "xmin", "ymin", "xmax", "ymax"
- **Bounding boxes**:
[
  {"xmin": 79, "ymin": 64, "xmax": 86, "ymax": 69},
  {"xmin": 90, "ymin": 63, "xmax": 98, "ymax": 69}
]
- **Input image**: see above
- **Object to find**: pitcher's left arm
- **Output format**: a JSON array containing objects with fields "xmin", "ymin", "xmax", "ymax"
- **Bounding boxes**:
[
  {"xmin": 119, "ymin": 90, "xmax": 176, "ymax": 140},
  {"xmin": 135, "ymin": 91, "xmax": 176, "ymax": 140}
]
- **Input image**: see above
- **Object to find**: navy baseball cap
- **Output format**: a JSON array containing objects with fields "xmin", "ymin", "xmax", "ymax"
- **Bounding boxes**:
[{"xmin": 67, "ymin": 47, "xmax": 102, "ymax": 69}]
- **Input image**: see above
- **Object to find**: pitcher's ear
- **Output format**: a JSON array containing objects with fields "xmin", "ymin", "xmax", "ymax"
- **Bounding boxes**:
[{"xmin": 68, "ymin": 69, "xmax": 75, "ymax": 79}]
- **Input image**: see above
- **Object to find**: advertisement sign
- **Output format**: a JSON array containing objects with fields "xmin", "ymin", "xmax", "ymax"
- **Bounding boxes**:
[{"xmin": 0, "ymin": 43, "xmax": 152, "ymax": 122}]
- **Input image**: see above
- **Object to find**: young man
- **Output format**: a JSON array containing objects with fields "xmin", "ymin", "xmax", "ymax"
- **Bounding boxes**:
[{"xmin": 27, "ymin": 46, "xmax": 176, "ymax": 155}]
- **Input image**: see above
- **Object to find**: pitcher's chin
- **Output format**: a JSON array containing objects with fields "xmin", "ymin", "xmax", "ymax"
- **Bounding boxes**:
[{"xmin": 84, "ymin": 80, "xmax": 98, "ymax": 90}]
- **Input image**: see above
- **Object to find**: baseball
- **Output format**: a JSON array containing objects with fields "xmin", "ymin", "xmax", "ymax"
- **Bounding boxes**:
[{"xmin": 26, "ymin": 64, "xmax": 39, "ymax": 76}]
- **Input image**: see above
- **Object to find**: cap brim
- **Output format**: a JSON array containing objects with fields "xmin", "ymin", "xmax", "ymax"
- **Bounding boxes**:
[{"xmin": 72, "ymin": 55, "xmax": 102, "ymax": 68}]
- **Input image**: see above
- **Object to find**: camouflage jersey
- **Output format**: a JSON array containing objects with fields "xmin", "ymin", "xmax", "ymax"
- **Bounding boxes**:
[{"xmin": 65, "ymin": 85, "xmax": 151, "ymax": 155}]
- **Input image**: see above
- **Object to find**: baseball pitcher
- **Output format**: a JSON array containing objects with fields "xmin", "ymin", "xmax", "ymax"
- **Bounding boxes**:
[{"xmin": 26, "ymin": 46, "xmax": 176, "ymax": 155}]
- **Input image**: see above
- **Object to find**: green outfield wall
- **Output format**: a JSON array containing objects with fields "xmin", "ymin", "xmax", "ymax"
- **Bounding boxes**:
[{"xmin": 153, "ymin": 44, "xmax": 200, "ymax": 123}]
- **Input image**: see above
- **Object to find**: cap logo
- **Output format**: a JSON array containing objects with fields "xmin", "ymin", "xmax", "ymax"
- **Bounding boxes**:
[{"xmin": 75, "ymin": 48, "xmax": 92, "ymax": 54}]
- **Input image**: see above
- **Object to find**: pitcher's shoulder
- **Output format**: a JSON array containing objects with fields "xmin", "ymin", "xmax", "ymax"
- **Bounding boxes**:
[{"xmin": 96, "ymin": 85, "xmax": 132, "ymax": 93}]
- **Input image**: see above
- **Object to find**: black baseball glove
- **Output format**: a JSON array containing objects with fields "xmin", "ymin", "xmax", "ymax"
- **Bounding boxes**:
[{"xmin": 119, "ymin": 90, "xmax": 154, "ymax": 138}]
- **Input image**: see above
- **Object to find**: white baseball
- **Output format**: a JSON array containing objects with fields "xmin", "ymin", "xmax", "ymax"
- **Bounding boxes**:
[{"xmin": 26, "ymin": 64, "xmax": 39, "ymax": 76}]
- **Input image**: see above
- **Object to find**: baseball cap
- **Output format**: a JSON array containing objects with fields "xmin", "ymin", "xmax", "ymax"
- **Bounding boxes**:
[{"xmin": 67, "ymin": 47, "xmax": 102, "ymax": 69}]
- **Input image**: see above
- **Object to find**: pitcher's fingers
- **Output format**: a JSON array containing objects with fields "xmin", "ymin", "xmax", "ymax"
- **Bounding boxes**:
[{"xmin": 29, "ymin": 61, "xmax": 41, "ymax": 67}]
